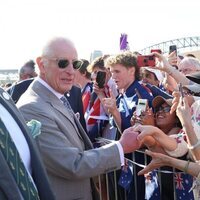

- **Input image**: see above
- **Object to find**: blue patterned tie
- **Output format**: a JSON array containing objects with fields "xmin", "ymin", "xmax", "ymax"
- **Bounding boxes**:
[
  {"xmin": 60, "ymin": 96, "xmax": 74, "ymax": 117},
  {"xmin": 0, "ymin": 118, "xmax": 40, "ymax": 200}
]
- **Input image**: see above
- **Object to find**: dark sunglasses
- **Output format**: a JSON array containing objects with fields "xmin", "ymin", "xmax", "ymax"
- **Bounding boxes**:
[
  {"xmin": 57, "ymin": 59, "xmax": 83, "ymax": 70},
  {"xmin": 46, "ymin": 57, "xmax": 83, "ymax": 70},
  {"xmin": 155, "ymin": 106, "xmax": 171, "ymax": 113}
]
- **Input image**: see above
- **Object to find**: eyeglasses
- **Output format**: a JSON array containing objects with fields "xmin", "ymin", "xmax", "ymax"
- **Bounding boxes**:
[
  {"xmin": 45, "ymin": 57, "xmax": 83, "ymax": 70},
  {"xmin": 155, "ymin": 106, "xmax": 171, "ymax": 113}
]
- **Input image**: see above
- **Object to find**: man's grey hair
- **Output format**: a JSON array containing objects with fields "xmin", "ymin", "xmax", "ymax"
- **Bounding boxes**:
[{"xmin": 41, "ymin": 37, "xmax": 75, "ymax": 57}]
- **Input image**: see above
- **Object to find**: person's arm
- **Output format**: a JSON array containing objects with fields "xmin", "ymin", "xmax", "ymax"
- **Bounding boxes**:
[
  {"xmin": 152, "ymin": 52, "xmax": 190, "ymax": 85},
  {"xmin": 162, "ymin": 72, "xmax": 178, "ymax": 93},
  {"xmin": 176, "ymin": 97, "xmax": 200, "ymax": 161},
  {"xmin": 135, "ymin": 125, "xmax": 178, "ymax": 152},
  {"xmin": 138, "ymin": 150, "xmax": 200, "ymax": 178}
]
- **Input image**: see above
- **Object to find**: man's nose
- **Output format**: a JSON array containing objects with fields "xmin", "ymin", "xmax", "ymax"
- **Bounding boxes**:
[{"xmin": 65, "ymin": 63, "xmax": 75, "ymax": 74}]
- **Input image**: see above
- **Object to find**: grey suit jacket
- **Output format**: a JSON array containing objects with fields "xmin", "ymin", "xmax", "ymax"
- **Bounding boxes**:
[
  {"xmin": 0, "ymin": 87, "xmax": 55, "ymax": 200},
  {"xmin": 17, "ymin": 80, "xmax": 121, "ymax": 200}
]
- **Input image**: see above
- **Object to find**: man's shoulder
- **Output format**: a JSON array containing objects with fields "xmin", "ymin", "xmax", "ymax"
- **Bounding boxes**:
[
  {"xmin": 17, "ymin": 82, "xmax": 43, "ymax": 109},
  {"xmin": 65, "ymin": 85, "xmax": 82, "ymax": 100},
  {"xmin": 71, "ymin": 85, "xmax": 81, "ymax": 93}
]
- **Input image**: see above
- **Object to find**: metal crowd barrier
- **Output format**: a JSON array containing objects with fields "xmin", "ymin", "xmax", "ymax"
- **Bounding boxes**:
[{"xmin": 96, "ymin": 150, "xmax": 194, "ymax": 200}]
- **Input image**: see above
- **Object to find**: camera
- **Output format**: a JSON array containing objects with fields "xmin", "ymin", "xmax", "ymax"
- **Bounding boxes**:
[
  {"xmin": 137, "ymin": 55, "xmax": 156, "ymax": 67},
  {"xmin": 96, "ymin": 71, "xmax": 106, "ymax": 88},
  {"xmin": 135, "ymin": 99, "xmax": 148, "ymax": 116}
]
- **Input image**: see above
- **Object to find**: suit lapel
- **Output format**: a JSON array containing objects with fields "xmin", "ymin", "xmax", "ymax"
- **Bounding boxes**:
[
  {"xmin": 32, "ymin": 81, "xmax": 85, "ymax": 142},
  {"xmin": 73, "ymin": 115, "xmax": 93, "ymax": 150}
]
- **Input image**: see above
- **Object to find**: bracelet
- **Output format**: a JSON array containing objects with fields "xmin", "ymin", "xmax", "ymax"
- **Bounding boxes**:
[
  {"xmin": 183, "ymin": 160, "xmax": 190, "ymax": 174},
  {"xmin": 187, "ymin": 140, "xmax": 200, "ymax": 150}
]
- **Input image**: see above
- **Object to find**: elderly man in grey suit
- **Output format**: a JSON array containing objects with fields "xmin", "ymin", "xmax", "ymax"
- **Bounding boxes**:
[
  {"xmin": 0, "ymin": 87, "xmax": 55, "ymax": 200},
  {"xmin": 17, "ymin": 37, "xmax": 141, "ymax": 200}
]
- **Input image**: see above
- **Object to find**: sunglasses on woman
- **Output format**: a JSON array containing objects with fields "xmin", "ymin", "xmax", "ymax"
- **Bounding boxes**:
[{"xmin": 155, "ymin": 106, "xmax": 171, "ymax": 113}]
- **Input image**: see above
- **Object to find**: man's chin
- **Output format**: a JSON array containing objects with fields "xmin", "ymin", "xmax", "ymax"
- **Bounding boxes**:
[{"xmin": 63, "ymin": 85, "xmax": 73, "ymax": 93}]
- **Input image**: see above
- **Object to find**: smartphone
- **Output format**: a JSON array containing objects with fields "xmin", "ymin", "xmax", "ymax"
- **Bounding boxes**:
[
  {"xmin": 96, "ymin": 71, "xmax": 106, "ymax": 88},
  {"xmin": 135, "ymin": 99, "xmax": 148, "ymax": 116},
  {"xmin": 151, "ymin": 49, "xmax": 162, "ymax": 54},
  {"xmin": 137, "ymin": 55, "xmax": 156, "ymax": 67},
  {"xmin": 169, "ymin": 45, "xmax": 177, "ymax": 55}
]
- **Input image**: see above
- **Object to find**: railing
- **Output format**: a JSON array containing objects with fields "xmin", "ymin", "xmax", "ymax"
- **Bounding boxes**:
[
  {"xmin": 139, "ymin": 36, "xmax": 200, "ymax": 55},
  {"xmin": 97, "ymin": 150, "xmax": 194, "ymax": 200}
]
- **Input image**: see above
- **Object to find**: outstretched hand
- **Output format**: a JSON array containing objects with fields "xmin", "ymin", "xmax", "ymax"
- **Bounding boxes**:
[
  {"xmin": 170, "ymin": 91, "xmax": 195, "ymax": 114},
  {"xmin": 149, "ymin": 52, "xmax": 172, "ymax": 72},
  {"xmin": 176, "ymin": 96, "xmax": 191, "ymax": 124},
  {"xmin": 138, "ymin": 150, "xmax": 171, "ymax": 175}
]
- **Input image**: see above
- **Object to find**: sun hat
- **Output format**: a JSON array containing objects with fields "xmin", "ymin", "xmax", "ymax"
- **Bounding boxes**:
[
  {"xmin": 186, "ymin": 71, "xmax": 200, "ymax": 84},
  {"xmin": 152, "ymin": 95, "xmax": 173, "ymax": 109}
]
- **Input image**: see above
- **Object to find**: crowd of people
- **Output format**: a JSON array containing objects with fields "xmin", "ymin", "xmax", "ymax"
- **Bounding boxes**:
[{"xmin": 1, "ymin": 36, "xmax": 200, "ymax": 200}]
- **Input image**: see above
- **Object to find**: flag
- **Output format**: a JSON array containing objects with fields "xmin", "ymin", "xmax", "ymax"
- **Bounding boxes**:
[
  {"xmin": 118, "ymin": 159, "xmax": 133, "ymax": 190},
  {"xmin": 174, "ymin": 173, "xmax": 194, "ymax": 200},
  {"xmin": 145, "ymin": 170, "xmax": 160, "ymax": 200},
  {"xmin": 120, "ymin": 33, "xmax": 129, "ymax": 51},
  {"xmin": 82, "ymin": 83, "xmax": 93, "ymax": 114},
  {"xmin": 84, "ymin": 84, "xmax": 110, "ymax": 143}
]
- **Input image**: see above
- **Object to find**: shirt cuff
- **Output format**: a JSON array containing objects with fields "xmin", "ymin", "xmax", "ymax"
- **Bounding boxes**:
[{"xmin": 115, "ymin": 141, "xmax": 124, "ymax": 166}]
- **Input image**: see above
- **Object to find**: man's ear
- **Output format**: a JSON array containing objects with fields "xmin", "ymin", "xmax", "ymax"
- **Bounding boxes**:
[
  {"xmin": 129, "ymin": 67, "xmax": 135, "ymax": 76},
  {"xmin": 36, "ymin": 57, "xmax": 45, "ymax": 74},
  {"xmin": 155, "ymin": 79, "xmax": 160, "ymax": 85}
]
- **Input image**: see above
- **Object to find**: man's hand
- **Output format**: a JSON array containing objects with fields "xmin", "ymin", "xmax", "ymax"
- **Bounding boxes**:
[
  {"xmin": 102, "ymin": 90, "xmax": 118, "ymax": 115},
  {"xmin": 119, "ymin": 127, "xmax": 141, "ymax": 154},
  {"xmin": 133, "ymin": 125, "xmax": 159, "ymax": 141}
]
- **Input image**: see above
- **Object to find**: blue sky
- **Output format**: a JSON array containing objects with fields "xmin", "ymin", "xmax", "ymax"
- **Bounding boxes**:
[{"xmin": 0, "ymin": 0, "xmax": 200, "ymax": 69}]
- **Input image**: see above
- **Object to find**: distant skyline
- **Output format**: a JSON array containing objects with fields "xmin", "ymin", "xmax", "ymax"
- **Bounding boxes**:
[{"xmin": 0, "ymin": 0, "xmax": 200, "ymax": 69}]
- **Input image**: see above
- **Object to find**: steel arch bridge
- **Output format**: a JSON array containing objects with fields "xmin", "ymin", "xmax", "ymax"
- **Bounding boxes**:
[{"xmin": 139, "ymin": 36, "xmax": 200, "ymax": 55}]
